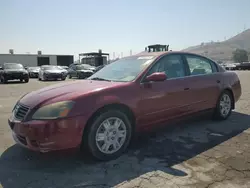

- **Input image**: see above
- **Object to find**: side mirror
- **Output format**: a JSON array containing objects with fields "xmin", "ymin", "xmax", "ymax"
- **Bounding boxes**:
[{"xmin": 145, "ymin": 72, "xmax": 167, "ymax": 82}]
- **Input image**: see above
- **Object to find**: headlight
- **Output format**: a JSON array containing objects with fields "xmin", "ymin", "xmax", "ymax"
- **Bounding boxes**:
[{"xmin": 32, "ymin": 101, "xmax": 75, "ymax": 120}]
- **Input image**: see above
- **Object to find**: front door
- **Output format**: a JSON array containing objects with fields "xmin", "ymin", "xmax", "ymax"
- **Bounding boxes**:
[{"xmin": 137, "ymin": 54, "xmax": 194, "ymax": 127}]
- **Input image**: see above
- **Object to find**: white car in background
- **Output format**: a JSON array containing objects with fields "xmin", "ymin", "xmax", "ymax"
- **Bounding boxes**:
[{"xmin": 38, "ymin": 65, "xmax": 68, "ymax": 81}]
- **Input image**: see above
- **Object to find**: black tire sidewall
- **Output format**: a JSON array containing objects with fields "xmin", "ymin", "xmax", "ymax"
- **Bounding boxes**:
[
  {"xmin": 86, "ymin": 110, "xmax": 132, "ymax": 161},
  {"xmin": 215, "ymin": 91, "xmax": 233, "ymax": 120}
]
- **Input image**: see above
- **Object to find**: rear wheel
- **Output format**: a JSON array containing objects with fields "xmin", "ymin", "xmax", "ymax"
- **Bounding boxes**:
[
  {"xmin": 83, "ymin": 110, "xmax": 132, "ymax": 161},
  {"xmin": 24, "ymin": 78, "xmax": 29, "ymax": 83},
  {"xmin": 214, "ymin": 90, "xmax": 233, "ymax": 120}
]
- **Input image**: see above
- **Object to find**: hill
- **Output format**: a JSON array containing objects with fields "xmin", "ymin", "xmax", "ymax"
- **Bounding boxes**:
[{"xmin": 183, "ymin": 29, "xmax": 250, "ymax": 61}]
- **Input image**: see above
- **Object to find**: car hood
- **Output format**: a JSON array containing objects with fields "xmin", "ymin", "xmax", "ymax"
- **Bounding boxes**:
[
  {"xmin": 5, "ymin": 69, "xmax": 26, "ymax": 73},
  {"xmin": 19, "ymin": 80, "xmax": 124, "ymax": 108},
  {"xmin": 77, "ymin": 69, "xmax": 93, "ymax": 73},
  {"xmin": 44, "ymin": 70, "xmax": 64, "ymax": 73},
  {"xmin": 30, "ymin": 70, "xmax": 39, "ymax": 73}
]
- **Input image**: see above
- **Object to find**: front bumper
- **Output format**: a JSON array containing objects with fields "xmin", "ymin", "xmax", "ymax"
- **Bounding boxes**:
[
  {"xmin": 4, "ymin": 73, "xmax": 29, "ymax": 80},
  {"xmin": 44, "ymin": 73, "xmax": 66, "ymax": 80},
  {"xmin": 8, "ymin": 115, "xmax": 87, "ymax": 152},
  {"xmin": 29, "ymin": 72, "xmax": 39, "ymax": 78},
  {"xmin": 78, "ymin": 72, "xmax": 93, "ymax": 79}
]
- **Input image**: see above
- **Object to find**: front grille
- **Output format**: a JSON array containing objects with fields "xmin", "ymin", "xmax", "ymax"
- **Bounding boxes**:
[
  {"xmin": 13, "ymin": 103, "xmax": 29, "ymax": 121},
  {"xmin": 47, "ymin": 73, "xmax": 61, "ymax": 78}
]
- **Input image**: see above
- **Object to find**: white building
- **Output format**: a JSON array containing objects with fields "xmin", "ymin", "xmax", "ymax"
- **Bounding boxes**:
[{"xmin": 0, "ymin": 52, "xmax": 74, "ymax": 67}]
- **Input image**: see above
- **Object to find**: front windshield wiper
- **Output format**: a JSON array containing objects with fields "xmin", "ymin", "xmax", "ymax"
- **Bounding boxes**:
[{"xmin": 89, "ymin": 77, "xmax": 112, "ymax": 82}]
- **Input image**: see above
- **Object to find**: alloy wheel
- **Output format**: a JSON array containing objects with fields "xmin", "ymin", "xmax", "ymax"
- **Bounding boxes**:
[
  {"xmin": 95, "ymin": 117, "xmax": 127, "ymax": 154},
  {"xmin": 219, "ymin": 93, "xmax": 231, "ymax": 117}
]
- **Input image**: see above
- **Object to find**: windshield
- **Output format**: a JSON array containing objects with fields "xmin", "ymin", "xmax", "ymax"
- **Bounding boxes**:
[
  {"xmin": 43, "ymin": 66, "xmax": 61, "ymax": 70},
  {"xmin": 4, "ymin": 63, "xmax": 24, "ymax": 69},
  {"xmin": 76, "ymin": 64, "xmax": 94, "ymax": 70},
  {"xmin": 88, "ymin": 56, "xmax": 155, "ymax": 82}
]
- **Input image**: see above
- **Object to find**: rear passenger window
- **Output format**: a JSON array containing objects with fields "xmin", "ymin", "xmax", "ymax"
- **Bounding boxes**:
[{"xmin": 185, "ymin": 55, "xmax": 216, "ymax": 75}]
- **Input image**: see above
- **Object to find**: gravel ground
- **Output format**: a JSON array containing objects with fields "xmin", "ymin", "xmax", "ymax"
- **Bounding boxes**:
[{"xmin": 0, "ymin": 72, "xmax": 250, "ymax": 188}]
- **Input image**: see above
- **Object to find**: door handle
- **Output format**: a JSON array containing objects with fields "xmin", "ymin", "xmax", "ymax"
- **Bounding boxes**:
[
  {"xmin": 216, "ymin": 80, "xmax": 221, "ymax": 83},
  {"xmin": 184, "ymin": 88, "xmax": 190, "ymax": 90}
]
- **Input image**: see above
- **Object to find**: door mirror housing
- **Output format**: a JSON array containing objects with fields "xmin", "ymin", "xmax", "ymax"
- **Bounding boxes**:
[{"xmin": 145, "ymin": 72, "xmax": 167, "ymax": 82}]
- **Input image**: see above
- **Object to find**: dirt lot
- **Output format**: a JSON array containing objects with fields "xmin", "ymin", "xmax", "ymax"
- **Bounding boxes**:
[{"xmin": 1, "ymin": 72, "xmax": 250, "ymax": 188}]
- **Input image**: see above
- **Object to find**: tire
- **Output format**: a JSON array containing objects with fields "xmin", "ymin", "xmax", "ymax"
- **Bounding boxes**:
[
  {"xmin": 69, "ymin": 74, "xmax": 72, "ymax": 79},
  {"xmin": 77, "ymin": 73, "xmax": 81, "ymax": 79},
  {"xmin": 1, "ymin": 76, "xmax": 7, "ymax": 84},
  {"xmin": 24, "ymin": 78, "xmax": 29, "ymax": 83},
  {"xmin": 84, "ymin": 110, "xmax": 132, "ymax": 161},
  {"xmin": 20, "ymin": 79, "xmax": 23, "ymax": 82},
  {"xmin": 213, "ymin": 90, "xmax": 233, "ymax": 120},
  {"xmin": 38, "ymin": 77, "xmax": 41, "ymax": 81},
  {"xmin": 62, "ymin": 77, "xmax": 66, "ymax": 81}
]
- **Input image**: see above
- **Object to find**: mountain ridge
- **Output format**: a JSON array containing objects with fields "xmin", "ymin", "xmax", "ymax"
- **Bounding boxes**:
[{"xmin": 183, "ymin": 29, "xmax": 250, "ymax": 61}]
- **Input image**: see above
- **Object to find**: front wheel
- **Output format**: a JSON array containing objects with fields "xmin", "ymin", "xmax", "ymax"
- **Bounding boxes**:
[
  {"xmin": 24, "ymin": 78, "xmax": 29, "ymax": 83},
  {"xmin": 1, "ymin": 76, "xmax": 8, "ymax": 84},
  {"xmin": 213, "ymin": 90, "xmax": 233, "ymax": 120},
  {"xmin": 84, "ymin": 110, "xmax": 132, "ymax": 161}
]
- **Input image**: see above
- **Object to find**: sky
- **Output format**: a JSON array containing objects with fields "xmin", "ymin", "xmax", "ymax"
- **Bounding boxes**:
[{"xmin": 1, "ymin": 0, "xmax": 250, "ymax": 59}]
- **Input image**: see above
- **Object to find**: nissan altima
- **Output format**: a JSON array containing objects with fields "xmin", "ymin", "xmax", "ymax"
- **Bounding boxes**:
[{"xmin": 8, "ymin": 51, "xmax": 241, "ymax": 161}]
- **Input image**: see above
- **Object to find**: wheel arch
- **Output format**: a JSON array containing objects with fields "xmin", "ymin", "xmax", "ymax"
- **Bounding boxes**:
[{"xmin": 82, "ymin": 103, "xmax": 136, "ymax": 144}]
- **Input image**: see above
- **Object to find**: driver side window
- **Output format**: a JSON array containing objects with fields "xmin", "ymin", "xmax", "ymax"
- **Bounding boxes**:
[{"xmin": 146, "ymin": 54, "xmax": 186, "ymax": 79}]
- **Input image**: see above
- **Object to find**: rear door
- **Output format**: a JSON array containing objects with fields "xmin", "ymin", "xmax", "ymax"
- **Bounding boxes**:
[
  {"xmin": 183, "ymin": 54, "xmax": 222, "ymax": 112},
  {"xmin": 138, "ymin": 54, "xmax": 195, "ymax": 127}
]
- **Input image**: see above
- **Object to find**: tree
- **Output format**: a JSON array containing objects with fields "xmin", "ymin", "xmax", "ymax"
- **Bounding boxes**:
[{"xmin": 232, "ymin": 49, "xmax": 249, "ymax": 63}]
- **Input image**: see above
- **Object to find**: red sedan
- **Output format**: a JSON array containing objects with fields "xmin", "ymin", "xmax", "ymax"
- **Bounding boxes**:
[{"xmin": 8, "ymin": 51, "xmax": 241, "ymax": 161}]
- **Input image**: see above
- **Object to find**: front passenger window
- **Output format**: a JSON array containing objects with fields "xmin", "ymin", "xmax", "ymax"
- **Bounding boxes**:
[{"xmin": 147, "ymin": 54, "xmax": 185, "ymax": 79}]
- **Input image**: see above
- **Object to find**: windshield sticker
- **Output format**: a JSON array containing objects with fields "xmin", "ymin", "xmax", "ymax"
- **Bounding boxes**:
[{"xmin": 137, "ymin": 56, "xmax": 154, "ymax": 60}]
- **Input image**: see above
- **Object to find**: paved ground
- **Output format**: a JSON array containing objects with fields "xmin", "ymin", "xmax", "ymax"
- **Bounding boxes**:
[{"xmin": 0, "ymin": 72, "xmax": 250, "ymax": 188}]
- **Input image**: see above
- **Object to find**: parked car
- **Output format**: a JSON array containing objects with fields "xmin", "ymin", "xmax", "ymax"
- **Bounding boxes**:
[
  {"xmin": 95, "ymin": 65, "xmax": 105, "ymax": 72},
  {"xmin": 27, "ymin": 66, "xmax": 40, "ymax": 78},
  {"xmin": 58, "ymin": 66, "xmax": 69, "ymax": 71},
  {"xmin": 235, "ymin": 62, "xmax": 250, "ymax": 70},
  {"xmin": 0, "ymin": 63, "xmax": 29, "ymax": 83},
  {"xmin": 224, "ymin": 63, "xmax": 237, "ymax": 70},
  {"xmin": 8, "ymin": 51, "xmax": 241, "ymax": 161},
  {"xmin": 38, "ymin": 65, "xmax": 67, "ymax": 81},
  {"xmin": 68, "ymin": 64, "xmax": 95, "ymax": 79}
]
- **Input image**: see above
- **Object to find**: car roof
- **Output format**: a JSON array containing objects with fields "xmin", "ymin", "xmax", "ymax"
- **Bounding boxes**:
[
  {"xmin": 4, "ymin": 63, "xmax": 21, "ymax": 65},
  {"xmin": 129, "ymin": 51, "xmax": 216, "ymax": 62},
  {"xmin": 41, "ymin": 65, "xmax": 56, "ymax": 67}
]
